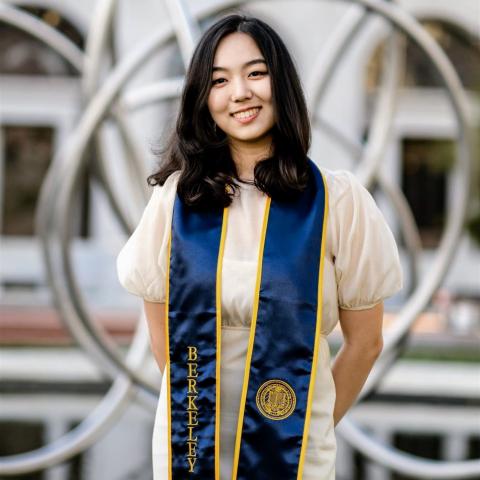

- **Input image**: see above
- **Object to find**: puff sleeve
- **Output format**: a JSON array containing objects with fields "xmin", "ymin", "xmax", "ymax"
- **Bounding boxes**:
[
  {"xmin": 331, "ymin": 170, "xmax": 403, "ymax": 310},
  {"xmin": 116, "ymin": 172, "xmax": 179, "ymax": 303}
]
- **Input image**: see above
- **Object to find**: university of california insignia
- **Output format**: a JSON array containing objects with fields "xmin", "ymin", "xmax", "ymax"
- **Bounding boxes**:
[{"xmin": 255, "ymin": 379, "xmax": 296, "ymax": 420}]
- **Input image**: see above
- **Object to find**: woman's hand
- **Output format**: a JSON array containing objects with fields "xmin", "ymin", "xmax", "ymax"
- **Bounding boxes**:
[
  {"xmin": 331, "ymin": 302, "xmax": 384, "ymax": 427},
  {"xmin": 143, "ymin": 300, "xmax": 167, "ymax": 375}
]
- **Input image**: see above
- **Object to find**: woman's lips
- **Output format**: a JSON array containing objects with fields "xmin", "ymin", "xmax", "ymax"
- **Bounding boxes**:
[{"xmin": 232, "ymin": 107, "xmax": 261, "ymax": 124}]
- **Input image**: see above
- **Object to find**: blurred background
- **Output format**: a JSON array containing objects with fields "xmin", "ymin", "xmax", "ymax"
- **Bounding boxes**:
[{"xmin": 0, "ymin": 0, "xmax": 479, "ymax": 479}]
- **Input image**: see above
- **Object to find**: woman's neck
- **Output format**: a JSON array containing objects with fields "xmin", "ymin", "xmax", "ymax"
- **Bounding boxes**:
[{"xmin": 229, "ymin": 137, "xmax": 272, "ymax": 180}]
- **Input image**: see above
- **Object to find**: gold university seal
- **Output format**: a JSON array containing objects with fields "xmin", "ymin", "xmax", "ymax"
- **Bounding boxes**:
[{"xmin": 256, "ymin": 379, "xmax": 296, "ymax": 420}]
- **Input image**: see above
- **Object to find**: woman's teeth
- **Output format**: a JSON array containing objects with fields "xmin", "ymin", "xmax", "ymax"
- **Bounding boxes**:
[{"xmin": 233, "ymin": 107, "xmax": 260, "ymax": 119}]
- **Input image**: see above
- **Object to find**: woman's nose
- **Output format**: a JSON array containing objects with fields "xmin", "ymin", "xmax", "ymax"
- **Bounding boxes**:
[{"xmin": 230, "ymin": 78, "xmax": 252, "ymax": 102}]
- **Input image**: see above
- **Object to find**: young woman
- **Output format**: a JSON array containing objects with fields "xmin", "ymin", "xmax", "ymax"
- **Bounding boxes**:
[{"xmin": 117, "ymin": 14, "xmax": 402, "ymax": 480}]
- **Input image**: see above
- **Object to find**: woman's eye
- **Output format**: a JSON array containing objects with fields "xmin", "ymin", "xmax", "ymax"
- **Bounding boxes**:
[
  {"xmin": 249, "ymin": 70, "xmax": 268, "ymax": 77},
  {"xmin": 211, "ymin": 71, "xmax": 268, "ymax": 85}
]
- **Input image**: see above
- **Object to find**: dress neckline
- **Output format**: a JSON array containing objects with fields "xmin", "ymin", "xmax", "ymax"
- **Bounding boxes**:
[{"xmin": 235, "ymin": 178, "xmax": 257, "ymax": 191}]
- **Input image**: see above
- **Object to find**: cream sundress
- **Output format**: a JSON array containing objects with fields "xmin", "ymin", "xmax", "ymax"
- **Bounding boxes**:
[{"xmin": 116, "ymin": 166, "xmax": 403, "ymax": 480}]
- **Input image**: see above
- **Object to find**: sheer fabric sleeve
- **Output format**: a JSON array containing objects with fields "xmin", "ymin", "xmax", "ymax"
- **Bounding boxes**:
[
  {"xmin": 330, "ymin": 170, "xmax": 403, "ymax": 310},
  {"xmin": 116, "ymin": 172, "xmax": 179, "ymax": 303}
]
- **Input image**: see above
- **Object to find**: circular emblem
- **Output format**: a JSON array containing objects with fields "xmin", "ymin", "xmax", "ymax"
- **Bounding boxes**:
[{"xmin": 256, "ymin": 379, "xmax": 296, "ymax": 420}]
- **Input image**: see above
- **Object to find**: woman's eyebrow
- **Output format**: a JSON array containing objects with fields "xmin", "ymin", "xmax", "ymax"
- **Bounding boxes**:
[{"xmin": 212, "ymin": 58, "xmax": 266, "ymax": 72}]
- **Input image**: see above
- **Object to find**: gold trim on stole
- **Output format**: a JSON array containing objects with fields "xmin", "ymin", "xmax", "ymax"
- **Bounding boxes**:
[
  {"xmin": 215, "ymin": 207, "xmax": 229, "ymax": 479},
  {"xmin": 165, "ymin": 232, "xmax": 172, "ymax": 479},
  {"xmin": 296, "ymin": 172, "xmax": 329, "ymax": 479}
]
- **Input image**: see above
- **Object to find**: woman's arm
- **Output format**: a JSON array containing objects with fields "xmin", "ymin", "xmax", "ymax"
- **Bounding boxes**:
[
  {"xmin": 331, "ymin": 301, "xmax": 384, "ymax": 427},
  {"xmin": 143, "ymin": 300, "xmax": 167, "ymax": 375}
]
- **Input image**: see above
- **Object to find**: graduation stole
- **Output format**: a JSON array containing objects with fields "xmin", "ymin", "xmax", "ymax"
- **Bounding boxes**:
[{"xmin": 164, "ymin": 160, "xmax": 329, "ymax": 479}]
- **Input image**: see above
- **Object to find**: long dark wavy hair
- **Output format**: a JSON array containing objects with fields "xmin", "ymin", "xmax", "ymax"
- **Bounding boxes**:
[{"xmin": 147, "ymin": 14, "xmax": 312, "ymax": 209}]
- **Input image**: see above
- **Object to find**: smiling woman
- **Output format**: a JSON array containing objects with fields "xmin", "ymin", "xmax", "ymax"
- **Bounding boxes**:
[
  {"xmin": 117, "ymin": 13, "xmax": 403, "ymax": 480},
  {"xmin": 146, "ymin": 14, "xmax": 312, "ymax": 207}
]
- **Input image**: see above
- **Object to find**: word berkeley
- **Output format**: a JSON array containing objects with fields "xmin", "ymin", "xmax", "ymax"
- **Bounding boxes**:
[{"xmin": 186, "ymin": 346, "xmax": 199, "ymax": 473}]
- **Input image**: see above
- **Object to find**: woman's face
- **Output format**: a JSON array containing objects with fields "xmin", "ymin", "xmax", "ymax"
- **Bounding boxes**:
[{"xmin": 207, "ymin": 32, "xmax": 275, "ymax": 145}]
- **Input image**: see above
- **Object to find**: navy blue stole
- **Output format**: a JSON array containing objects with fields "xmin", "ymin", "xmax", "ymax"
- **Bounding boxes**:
[{"xmin": 164, "ymin": 159, "xmax": 329, "ymax": 479}]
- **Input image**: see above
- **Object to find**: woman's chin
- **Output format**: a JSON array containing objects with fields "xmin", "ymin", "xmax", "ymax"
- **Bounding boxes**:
[{"xmin": 227, "ymin": 128, "xmax": 272, "ymax": 144}]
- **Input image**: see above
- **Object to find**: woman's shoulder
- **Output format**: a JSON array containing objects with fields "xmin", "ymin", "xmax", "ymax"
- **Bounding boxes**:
[
  {"xmin": 152, "ymin": 169, "xmax": 181, "ymax": 192},
  {"xmin": 148, "ymin": 169, "xmax": 181, "ymax": 201},
  {"xmin": 318, "ymin": 166, "xmax": 362, "ymax": 209},
  {"xmin": 136, "ymin": 170, "xmax": 181, "ymax": 221}
]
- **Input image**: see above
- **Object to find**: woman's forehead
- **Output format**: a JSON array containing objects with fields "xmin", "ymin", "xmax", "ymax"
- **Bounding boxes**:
[{"xmin": 212, "ymin": 32, "xmax": 264, "ymax": 69}]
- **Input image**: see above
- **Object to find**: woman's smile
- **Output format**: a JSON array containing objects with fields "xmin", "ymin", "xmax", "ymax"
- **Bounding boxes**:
[{"xmin": 231, "ymin": 106, "xmax": 262, "ymax": 124}]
